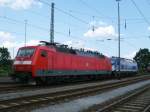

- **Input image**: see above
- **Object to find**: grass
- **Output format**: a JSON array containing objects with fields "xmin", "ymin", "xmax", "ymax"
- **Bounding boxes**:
[{"xmin": 0, "ymin": 65, "xmax": 13, "ymax": 77}]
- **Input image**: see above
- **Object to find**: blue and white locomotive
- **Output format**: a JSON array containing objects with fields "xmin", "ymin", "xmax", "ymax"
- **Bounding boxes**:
[{"xmin": 111, "ymin": 57, "xmax": 138, "ymax": 75}]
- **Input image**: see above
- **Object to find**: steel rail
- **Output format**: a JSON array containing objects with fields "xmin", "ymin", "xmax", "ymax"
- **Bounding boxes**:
[
  {"xmin": 97, "ymin": 83, "xmax": 150, "ymax": 112},
  {"xmin": 0, "ymin": 75, "xmax": 149, "ymax": 111},
  {"xmin": 0, "ymin": 75, "xmax": 147, "ymax": 93}
]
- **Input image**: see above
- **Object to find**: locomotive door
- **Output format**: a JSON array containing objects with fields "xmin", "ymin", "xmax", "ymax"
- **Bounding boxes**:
[
  {"xmin": 38, "ymin": 50, "xmax": 53, "ymax": 76},
  {"xmin": 48, "ymin": 52, "xmax": 54, "ymax": 71},
  {"xmin": 40, "ymin": 50, "xmax": 48, "ymax": 72}
]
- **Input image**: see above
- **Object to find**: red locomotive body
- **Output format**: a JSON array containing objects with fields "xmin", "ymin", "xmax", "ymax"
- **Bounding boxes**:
[{"xmin": 12, "ymin": 41, "xmax": 112, "ymax": 84}]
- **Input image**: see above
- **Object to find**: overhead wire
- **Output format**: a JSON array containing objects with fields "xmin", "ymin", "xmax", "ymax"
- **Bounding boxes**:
[
  {"xmin": 122, "ymin": 40, "xmax": 138, "ymax": 49},
  {"xmin": 80, "ymin": 0, "xmax": 112, "ymax": 19},
  {"xmin": 0, "ymin": 14, "xmax": 86, "ymax": 43},
  {"xmin": 1, "ymin": 0, "xmax": 149, "ymax": 31},
  {"xmin": 130, "ymin": 0, "xmax": 150, "ymax": 25},
  {"xmin": 55, "ymin": 8, "xmax": 150, "ymax": 22},
  {"xmin": 36, "ymin": 0, "xmax": 90, "ymax": 44},
  {"xmin": 37, "ymin": 0, "xmax": 89, "ymax": 25},
  {"xmin": 55, "ymin": 7, "xmax": 89, "ymax": 25},
  {"xmin": 25, "ymin": 0, "xmax": 150, "ymax": 51},
  {"xmin": 0, "ymin": 28, "xmax": 24, "ymax": 36},
  {"xmin": 146, "ymin": 0, "xmax": 150, "ymax": 6},
  {"xmin": 23, "ymin": 10, "xmax": 88, "ymax": 30},
  {"xmin": 36, "ymin": 0, "xmax": 150, "ymax": 33},
  {"xmin": 0, "ymin": 0, "xmax": 148, "ymax": 49},
  {"xmin": 38, "ymin": 0, "xmax": 150, "ymax": 22},
  {"xmin": 0, "ymin": 15, "xmax": 23, "ymax": 24},
  {"xmin": 0, "ymin": 16, "xmax": 49, "ymax": 33},
  {"xmin": 24, "ymin": 10, "xmax": 50, "ymax": 19}
]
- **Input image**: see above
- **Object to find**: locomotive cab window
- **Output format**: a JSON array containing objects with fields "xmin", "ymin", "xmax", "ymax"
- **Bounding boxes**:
[
  {"xmin": 41, "ymin": 50, "xmax": 47, "ymax": 57},
  {"xmin": 17, "ymin": 48, "xmax": 35, "ymax": 57}
]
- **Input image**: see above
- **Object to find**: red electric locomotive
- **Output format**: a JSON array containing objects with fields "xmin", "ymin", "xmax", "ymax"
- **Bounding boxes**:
[{"xmin": 12, "ymin": 41, "xmax": 112, "ymax": 84}]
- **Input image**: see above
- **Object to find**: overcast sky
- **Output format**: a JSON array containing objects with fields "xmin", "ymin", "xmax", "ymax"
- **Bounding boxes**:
[{"xmin": 0, "ymin": 0, "xmax": 150, "ymax": 59}]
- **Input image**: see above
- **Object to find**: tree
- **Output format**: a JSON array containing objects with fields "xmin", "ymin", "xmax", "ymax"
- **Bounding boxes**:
[
  {"xmin": 134, "ymin": 48, "xmax": 150, "ymax": 72},
  {"xmin": 0, "ymin": 47, "xmax": 11, "ymax": 65}
]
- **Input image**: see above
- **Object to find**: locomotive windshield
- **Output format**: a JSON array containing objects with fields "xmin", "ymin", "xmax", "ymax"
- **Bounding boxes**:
[{"xmin": 17, "ymin": 48, "xmax": 35, "ymax": 57}]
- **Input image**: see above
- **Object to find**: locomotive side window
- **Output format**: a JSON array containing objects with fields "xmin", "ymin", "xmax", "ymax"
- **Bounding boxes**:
[{"xmin": 41, "ymin": 50, "xmax": 47, "ymax": 57}]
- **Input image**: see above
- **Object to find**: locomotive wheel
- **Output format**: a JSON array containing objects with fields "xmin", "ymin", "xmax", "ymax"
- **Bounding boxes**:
[
  {"xmin": 10, "ymin": 73, "xmax": 30, "ymax": 83},
  {"xmin": 19, "ymin": 76, "xmax": 29, "ymax": 83},
  {"xmin": 35, "ymin": 77, "xmax": 49, "ymax": 86}
]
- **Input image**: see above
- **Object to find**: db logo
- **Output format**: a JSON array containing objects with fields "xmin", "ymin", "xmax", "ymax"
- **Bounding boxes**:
[
  {"xmin": 20, "ymin": 58, "xmax": 24, "ymax": 64},
  {"xmin": 86, "ymin": 62, "xmax": 89, "ymax": 67}
]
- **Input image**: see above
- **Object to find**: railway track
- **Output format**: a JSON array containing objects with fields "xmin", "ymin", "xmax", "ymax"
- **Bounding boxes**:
[
  {"xmin": 0, "ymin": 75, "xmax": 145, "ymax": 94},
  {"xmin": 0, "ymin": 84, "xmax": 40, "ymax": 94},
  {"xmin": 0, "ymin": 79, "xmax": 107, "ymax": 94},
  {"xmin": 96, "ymin": 85, "xmax": 150, "ymax": 112},
  {"xmin": 0, "ymin": 75, "xmax": 150, "ymax": 111},
  {"xmin": 0, "ymin": 75, "xmax": 147, "ymax": 91}
]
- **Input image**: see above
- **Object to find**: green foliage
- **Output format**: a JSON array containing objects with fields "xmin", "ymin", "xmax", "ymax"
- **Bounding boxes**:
[
  {"xmin": 0, "ymin": 47, "xmax": 12, "ymax": 76},
  {"xmin": 0, "ymin": 47, "xmax": 11, "ymax": 65},
  {"xmin": 134, "ymin": 48, "xmax": 150, "ymax": 72}
]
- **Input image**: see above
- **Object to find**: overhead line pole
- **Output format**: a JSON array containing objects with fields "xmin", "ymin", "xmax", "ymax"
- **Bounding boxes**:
[
  {"xmin": 116, "ymin": 0, "xmax": 121, "ymax": 79},
  {"xmin": 13, "ymin": 47, "xmax": 14, "ymax": 59},
  {"xmin": 25, "ymin": 20, "xmax": 27, "ymax": 47},
  {"xmin": 50, "ymin": 2, "xmax": 55, "ymax": 43}
]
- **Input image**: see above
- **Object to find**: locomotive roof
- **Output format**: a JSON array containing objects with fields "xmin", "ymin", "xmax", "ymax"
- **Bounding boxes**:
[
  {"xmin": 39, "ymin": 41, "xmax": 105, "ymax": 58},
  {"xmin": 111, "ymin": 56, "xmax": 136, "ymax": 62}
]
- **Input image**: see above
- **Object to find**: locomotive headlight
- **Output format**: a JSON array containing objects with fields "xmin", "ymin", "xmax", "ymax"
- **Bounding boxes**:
[{"xmin": 14, "ymin": 61, "xmax": 20, "ymax": 65}]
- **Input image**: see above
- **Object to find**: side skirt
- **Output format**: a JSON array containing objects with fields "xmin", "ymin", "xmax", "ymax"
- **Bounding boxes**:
[{"xmin": 35, "ymin": 70, "xmax": 112, "ymax": 77}]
